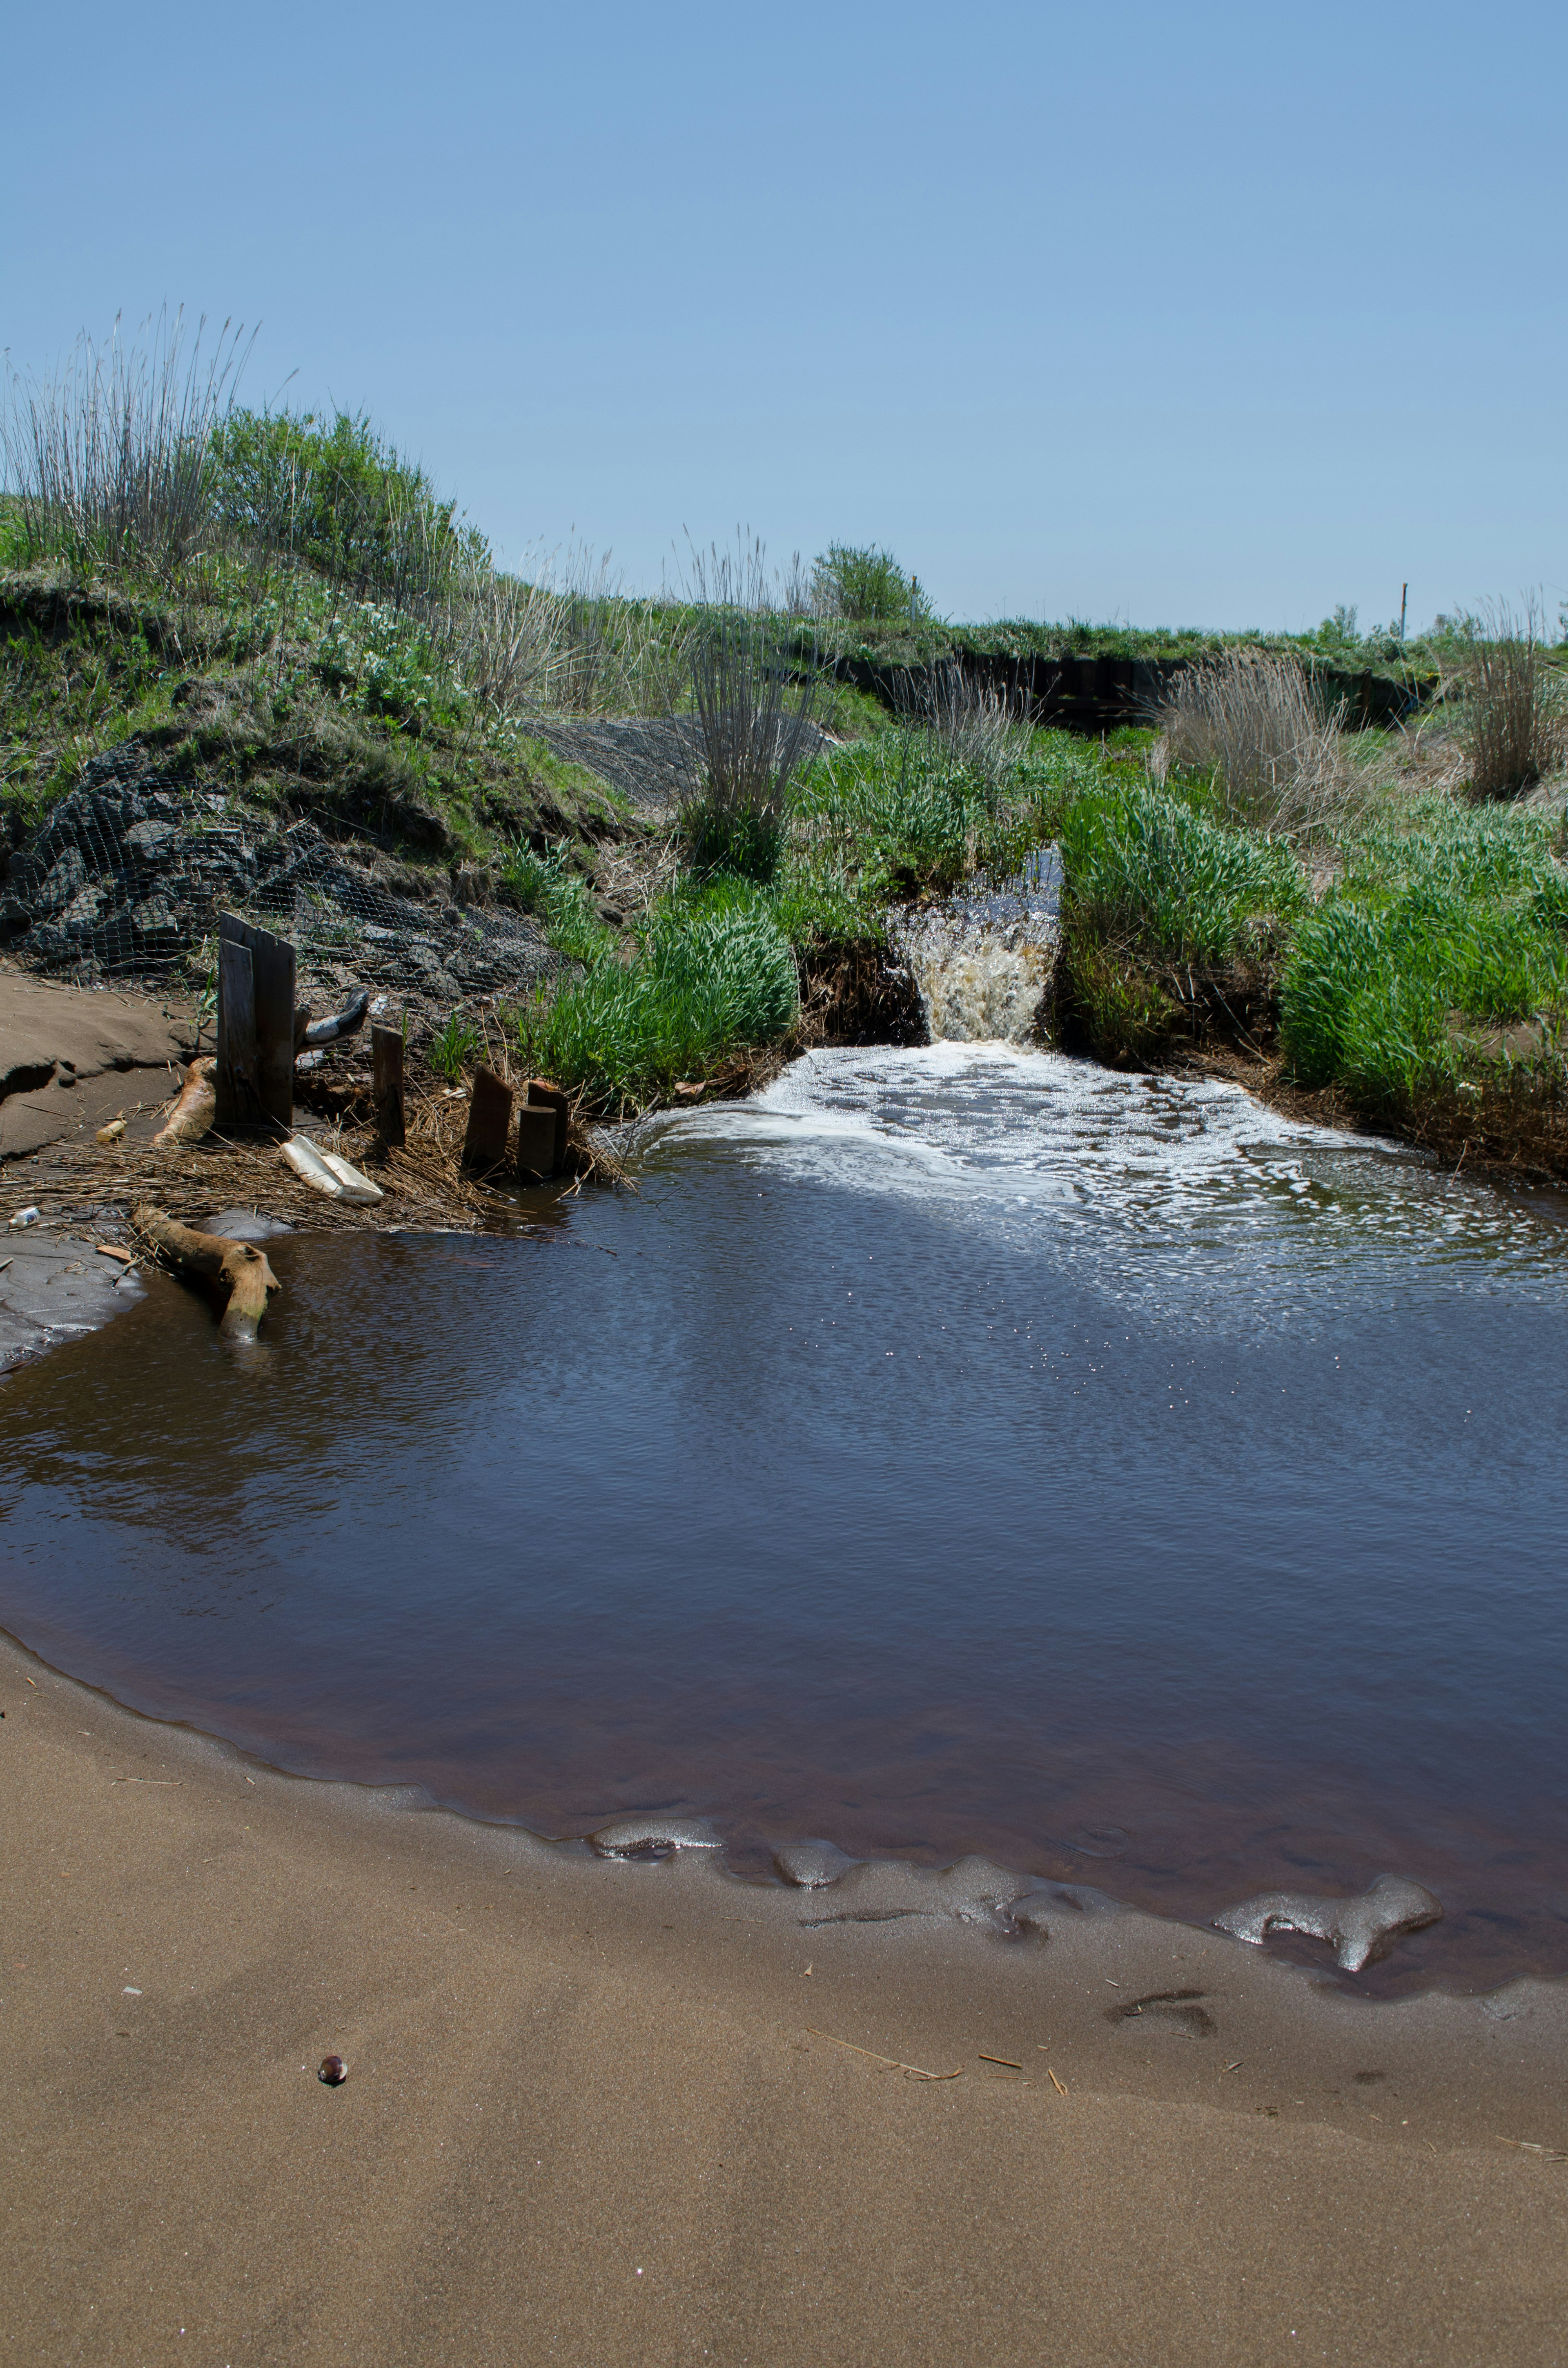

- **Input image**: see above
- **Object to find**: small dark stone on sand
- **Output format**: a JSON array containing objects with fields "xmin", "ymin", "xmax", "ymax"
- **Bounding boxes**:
[{"xmin": 318, "ymin": 2054, "xmax": 348, "ymax": 2085}]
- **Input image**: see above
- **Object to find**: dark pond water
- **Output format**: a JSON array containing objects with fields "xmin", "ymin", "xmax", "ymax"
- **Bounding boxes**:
[{"xmin": 3, "ymin": 1045, "xmax": 1566, "ymax": 1995}]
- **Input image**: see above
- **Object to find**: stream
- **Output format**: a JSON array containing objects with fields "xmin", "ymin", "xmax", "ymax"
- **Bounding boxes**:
[{"xmin": 2, "ymin": 1035, "xmax": 1566, "ymax": 1996}]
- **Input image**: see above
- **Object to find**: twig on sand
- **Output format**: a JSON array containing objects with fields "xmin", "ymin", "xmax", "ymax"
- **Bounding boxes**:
[
  {"xmin": 806, "ymin": 2027, "xmax": 963, "ymax": 2082},
  {"xmin": 1036, "ymin": 2056, "xmax": 1069, "ymax": 2095},
  {"xmin": 979, "ymin": 2053, "xmax": 1023, "ymax": 2069},
  {"xmin": 1495, "ymin": 2136, "xmax": 1568, "ymax": 2161}
]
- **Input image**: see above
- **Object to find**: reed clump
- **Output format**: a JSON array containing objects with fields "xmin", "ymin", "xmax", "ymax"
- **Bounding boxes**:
[
  {"xmin": 1454, "ymin": 602, "xmax": 1568, "ymax": 803},
  {"xmin": 1153, "ymin": 647, "xmax": 1353, "ymax": 842}
]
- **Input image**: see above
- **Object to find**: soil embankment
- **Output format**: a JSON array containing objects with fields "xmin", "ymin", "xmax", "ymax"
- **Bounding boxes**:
[{"xmin": 2, "ymin": 1630, "xmax": 1564, "ymax": 2367}]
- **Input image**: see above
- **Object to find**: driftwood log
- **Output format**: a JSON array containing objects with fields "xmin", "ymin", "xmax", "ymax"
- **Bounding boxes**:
[
  {"xmin": 132, "ymin": 1205, "xmax": 281, "ymax": 1342},
  {"xmin": 151, "ymin": 1056, "xmax": 217, "ymax": 1147}
]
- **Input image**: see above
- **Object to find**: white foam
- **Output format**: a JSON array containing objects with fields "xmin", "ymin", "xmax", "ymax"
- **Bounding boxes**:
[{"xmin": 631, "ymin": 1046, "xmax": 1568, "ymax": 1314}]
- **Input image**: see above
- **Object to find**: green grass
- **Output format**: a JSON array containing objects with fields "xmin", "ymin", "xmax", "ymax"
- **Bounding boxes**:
[
  {"xmin": 513, "ymin": 879, "xmax": 799, "ymax": 1113},
  {"xmin": 1280, "ymin": 799, "xmax": 1568, "ymax": 1109},
  {"xmin": 793, "ymin": 727, "xmax": 1033, "ymax": 904},
  {"xmin": 1056, "ymin": 774, "xmax": 1306, "ymax": 1061}
]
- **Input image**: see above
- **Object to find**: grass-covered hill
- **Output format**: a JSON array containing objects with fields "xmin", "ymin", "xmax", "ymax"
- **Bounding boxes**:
[{"xmin": 3, "ymin": 324, "xmax": 1567, "ymax": 1170}]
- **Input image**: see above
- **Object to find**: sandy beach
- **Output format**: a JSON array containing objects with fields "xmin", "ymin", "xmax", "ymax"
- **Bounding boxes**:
[{"xmin": 2, "ymin": 1628, "xmax": 1564, "ymax": 2367}]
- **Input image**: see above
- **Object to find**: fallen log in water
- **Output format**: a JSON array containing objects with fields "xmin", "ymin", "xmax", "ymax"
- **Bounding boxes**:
[
  {"xmin": 131, "ymin": 1204, "xmax": 281, "ymax": 1342},
  {"xmin": 151, "ymin": 1056, "xmax": 217, "ymax": 1147}
]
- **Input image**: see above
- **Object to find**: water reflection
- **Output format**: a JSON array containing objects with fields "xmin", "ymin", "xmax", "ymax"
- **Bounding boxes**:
[{"xmin": 2, "ymin": 1045, "xmax": 1566, "ymax": 1996}]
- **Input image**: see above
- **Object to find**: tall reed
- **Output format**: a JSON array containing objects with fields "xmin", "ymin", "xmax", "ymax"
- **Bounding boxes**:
[
  {"xmin": 1456, "ymin": 600, "xmax": 1568, "ymax": 802},
  {"xmin": 1154, "ymin": 647, "xmax": 1349, "ymax": 841},
  {"xmin": 1, "ymin": 309, "xmax": 252, "ymax": 586}
]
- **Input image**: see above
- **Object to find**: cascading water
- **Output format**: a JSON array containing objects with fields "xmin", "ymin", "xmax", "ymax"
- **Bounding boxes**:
[{"xmin": 895, "ymin": 845, "xmax": 1062, "ymax": 1045}]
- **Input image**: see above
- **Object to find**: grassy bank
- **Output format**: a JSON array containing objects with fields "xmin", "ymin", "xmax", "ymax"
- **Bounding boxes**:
[
  {"xmin": 6, "ymin": 323, "xmax": 1568, "ymax": 1166},
  {"xmin": 1054, "ymin": 649, "xmax": 1568, "ymax": 1171}
]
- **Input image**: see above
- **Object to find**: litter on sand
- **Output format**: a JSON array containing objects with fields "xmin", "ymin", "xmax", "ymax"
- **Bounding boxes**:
[{"xmin": 806, "ymin": 2027, "xmax": 964, "ymax": 2082}]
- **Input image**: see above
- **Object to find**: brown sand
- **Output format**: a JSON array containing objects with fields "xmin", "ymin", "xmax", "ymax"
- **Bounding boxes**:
[{"xmin": 2, "ymin": 1630, "xmax": 1565, "ymax": 2368}]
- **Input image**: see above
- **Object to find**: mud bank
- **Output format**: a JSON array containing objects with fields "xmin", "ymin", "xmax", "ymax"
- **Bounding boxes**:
[{"xmin": 3, "ymin": 1626, "xmax": 1565, "ymax": 2368}]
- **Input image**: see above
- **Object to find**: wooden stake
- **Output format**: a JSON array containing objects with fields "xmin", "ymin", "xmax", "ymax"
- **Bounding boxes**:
[
  {"xmin": 372, "ymin": 1024, "xmax": 406, "ymax": 1148},
  {"xmin": 215, "ymin": 913, "xmax": 295, "ymax": 1135},
  {"xmin": 462, "ymin": 1066, "xmax": 514, "ymax": 1171},
  {"xmin": 516, "ymin": 1103, "xmax": 557, "ymax": 1178},
  {"xmin": 131, "ymin": 1205, "xmax": 281, "ymax": 1342},
  {"xmin": 524, "ymin": 1077, "xmax": 570, "ymax": 1175}
]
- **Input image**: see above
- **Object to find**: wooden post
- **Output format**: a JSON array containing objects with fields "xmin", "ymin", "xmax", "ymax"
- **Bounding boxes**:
[
  {"xmin": 516, "ymin": 1104, "xmax": 557, "ymax": 1179},
  {"xmin": 216, "ymin": 938, "xmax": 259, "ymax": 1127},
  {"xmin": 523, "ymin": 1078, "xmax": 570, "ymax": 1175},
  {"xmin": 462, "ymin": 1066, "xmax": 514, "ymax": 1171},
  {"xmin": 215, "ymin": 913, "xmax": 295, "ymax": 1135},
  {"xmin": 372, "ymin": 1024, "xmax": 405, "ymax": 1148}
]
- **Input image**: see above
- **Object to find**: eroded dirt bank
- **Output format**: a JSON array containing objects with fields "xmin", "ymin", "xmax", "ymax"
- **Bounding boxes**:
[{"xmin": 2, "ymin": 1631, "xmax": 1564, "ymax": 2368}]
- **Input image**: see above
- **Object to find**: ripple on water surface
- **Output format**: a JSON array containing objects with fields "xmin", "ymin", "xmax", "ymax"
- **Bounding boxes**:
[{"xmin": 2, "ymin": 1044, "xmax": 1566, "ymax": 1997}]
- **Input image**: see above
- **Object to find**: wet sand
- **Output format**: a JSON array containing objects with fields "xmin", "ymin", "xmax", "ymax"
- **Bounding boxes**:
[{"xmin": 3, "ymin": 1631, "xmax": 1565, "ymax": 2367}]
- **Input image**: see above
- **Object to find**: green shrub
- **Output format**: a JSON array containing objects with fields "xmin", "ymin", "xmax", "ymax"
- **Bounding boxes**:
[
  {"xmin": 811, "ymin": 544, "xmax": 929, "ymax": 626},
  {"xmin": 314, "ymin": 601, "xmax": 457, "ymax": 726},
  {"xmin": 430, "ymin": 1010, "xmax": 481, "ymax": 1081},
  {"xmin": 499, "ymin": 841, "xmax": 608, "ymax": 964},
  {"xmin": 208, "ymin": 407, "xmax": 473, "ymax": 602},
  {"xmin": 682, "ymin": 796, "xmax": 788, "ymax": 885},
  {"xmin": 514, "ymin": 883, "xmax": 800, "ymax": 1112}
]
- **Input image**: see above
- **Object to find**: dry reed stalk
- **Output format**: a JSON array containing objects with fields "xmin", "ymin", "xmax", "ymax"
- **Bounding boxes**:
[
  {"xmin": 1457, "ymin": 600, "xmax": 1568, "ymax": 801},
  {"xmin": 2, "ymin": 309, "xmax": 253, "ymax": 585},
  {"xmin": 1153, "ymin": 648, "xmax": 1350, "ymax": 841},
  {"xmin": 894, "ymin": 659, "xmax": 1029, "ymax": 787}
]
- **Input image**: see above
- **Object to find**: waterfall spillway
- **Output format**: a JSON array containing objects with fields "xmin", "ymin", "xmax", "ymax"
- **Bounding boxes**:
[{"xmin": 896, "ymin": 845, "xmax": 1062, "ymax": 1046}]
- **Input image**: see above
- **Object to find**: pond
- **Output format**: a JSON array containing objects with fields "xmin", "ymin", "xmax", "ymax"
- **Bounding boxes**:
[{"xmin": 3, "ymin": 1043, "xmax": 1566, "ymax": 1996}]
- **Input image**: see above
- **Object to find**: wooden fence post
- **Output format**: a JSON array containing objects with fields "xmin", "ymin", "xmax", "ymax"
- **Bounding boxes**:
[
  {"xmin": 372, "ymin": 1024, "xmax": 406, "ymax": 1148},
  {"xmin": 462, "ymin": 1066, "xmax": 514, "ymax": 1171},
  {"xmin": 215, "ymin": 914, "xmax": 295, "ymax": 1135}
]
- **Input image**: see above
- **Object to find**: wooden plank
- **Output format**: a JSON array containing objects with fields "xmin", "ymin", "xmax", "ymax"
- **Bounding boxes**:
[
  {"xmin": 217, "ymin": 913, "xmax": 295, "ymax": 1134},
  {"xmin": 462, "ymin": 1066, "xmax": 514, "ymax": 1172},
  {"xmin": 372, "ymin": 1025, "xmax": 406, "ymax": 1148},
  {"xmin": 215, "ymin": 938, "xmax": 258, "ymax": 1129}
]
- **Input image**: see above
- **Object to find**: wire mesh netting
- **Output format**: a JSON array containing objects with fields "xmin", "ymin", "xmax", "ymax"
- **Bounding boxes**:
[{"xmin": 0, "ymin": 740, "xmax": 565, "ymax": 1005}]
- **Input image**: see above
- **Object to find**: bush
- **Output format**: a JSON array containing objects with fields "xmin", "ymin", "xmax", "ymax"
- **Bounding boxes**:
[
  {"xmin": 514, "ymin": 884, "xmax": 800, "ymax": 1112},
  {"xmin": 498, "ymin": 840, "xmax": 607, "ymax": 963},
  {"xmin": 208, "ymin": 406, "xmax": 471, "ymax": 606},
  {"xmin": 811, "ymin": 543, "xmax": 929, "ymax": 626},
  {"xmin": 1, "ymin": 310, "xmax": 250, "ymax": 584},
  {"xmin": 682, "ymin": 618, "xmax": 822, "ymax": 883},
  {"xmin": 799, "ymin": 728, "xmax": 1020, "ymax": 899}
]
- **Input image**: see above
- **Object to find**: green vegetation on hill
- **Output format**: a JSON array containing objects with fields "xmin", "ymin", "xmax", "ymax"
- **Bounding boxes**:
[{"xmin": 5, "ymin": 339, "xmax": 1568, "ymax": 1163}]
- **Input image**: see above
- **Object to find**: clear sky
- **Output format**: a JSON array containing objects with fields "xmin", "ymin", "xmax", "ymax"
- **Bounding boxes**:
[{"xmin": 2, "ymin": 0, "xmax": 1564, "ymax": 631}]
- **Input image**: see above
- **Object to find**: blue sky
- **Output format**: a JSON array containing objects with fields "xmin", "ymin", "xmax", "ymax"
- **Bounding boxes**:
[{"xmin": 3, "ymin": 0, "xmax": 1564, "ymax": 630}]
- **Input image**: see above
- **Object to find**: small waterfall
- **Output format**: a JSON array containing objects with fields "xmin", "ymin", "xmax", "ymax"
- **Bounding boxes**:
[{"xmin": 896, "ymin": 845, "xmax": 1061, "ymax": 1046}]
